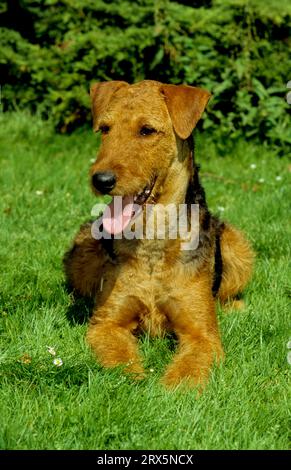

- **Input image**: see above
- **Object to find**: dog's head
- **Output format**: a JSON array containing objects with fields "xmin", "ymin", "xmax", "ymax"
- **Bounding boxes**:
[{"xmin": 90, "ymin": 80, "xmax": 210, "ymax": 234}]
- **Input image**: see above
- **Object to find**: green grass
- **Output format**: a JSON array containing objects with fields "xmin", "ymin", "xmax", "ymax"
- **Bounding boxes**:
[{"xmin": 0, "ymin": 111, "xmax": 290, "ymax": 450}]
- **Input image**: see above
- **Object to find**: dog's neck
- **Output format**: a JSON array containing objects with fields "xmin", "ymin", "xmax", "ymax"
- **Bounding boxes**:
[
  {"xmin": 159, "ymin": 135, "xmax": 211, "ymax": 238},
  {"xmin": 185, "ymin": 136, "xmax": 208, "ymax": 208},
  {"xmin": 104, "ymin": 135, "xmax": 211, "ymax": 258},
  {"xmin": 158, "ymin": 135, "xmax": 208, "ymax": 211}
]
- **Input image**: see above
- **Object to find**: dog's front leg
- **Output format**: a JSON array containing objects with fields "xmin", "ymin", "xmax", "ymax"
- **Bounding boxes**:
[
  {"xmin": 87, "ymin": 295, "xmax": 145, "ymax": 378},
  {"xmin": 159, "ymin": 275, "xmax": 224, "ymax": 390}
]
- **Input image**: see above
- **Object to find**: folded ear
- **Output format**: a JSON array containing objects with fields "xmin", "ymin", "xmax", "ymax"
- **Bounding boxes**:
[
  {"xmin": 90, "ymin": 81, "xmax": 128, "ymax": 131},
  {"xmin": 161, "ymin": 84, "xmax": 211, "ymax": 139}
]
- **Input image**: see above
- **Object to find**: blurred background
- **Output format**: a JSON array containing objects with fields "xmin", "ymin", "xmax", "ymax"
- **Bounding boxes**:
[{"xmin": 0, "ymin": 0, "xmax": 290, "ymax": 154}]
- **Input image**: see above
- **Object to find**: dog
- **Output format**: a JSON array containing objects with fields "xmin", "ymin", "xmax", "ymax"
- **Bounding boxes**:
[{"xmin": 63, "ymin": 80, "xmax": 253, "ymax": 390}]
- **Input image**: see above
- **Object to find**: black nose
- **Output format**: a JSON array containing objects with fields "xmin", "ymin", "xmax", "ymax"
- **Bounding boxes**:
[{"xmin": 92, "ymin": 171, "xmax": 116, "ymax": 194}]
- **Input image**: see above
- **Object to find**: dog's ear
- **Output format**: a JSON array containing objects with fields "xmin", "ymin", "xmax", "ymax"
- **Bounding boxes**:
[
  {"xmin": 90, "ymin": 81, "xmax": 128, "ymax": 131},
  {"xmin": 161, "ymin": 84, "xmax": 211, "ymax": 139}
]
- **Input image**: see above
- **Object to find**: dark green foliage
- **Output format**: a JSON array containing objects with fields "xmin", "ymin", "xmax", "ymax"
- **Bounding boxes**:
[{"xmin": 0, "ymin": 0, "xmax": 291, "ymax": 153}]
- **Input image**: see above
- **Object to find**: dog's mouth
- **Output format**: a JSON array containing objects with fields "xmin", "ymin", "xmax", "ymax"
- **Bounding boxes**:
[
  {"xmin": 134, "ymin": 178, "xmax": 156, "ymax": 205},
  {"xmin": 101, "ymin": 177, "xmax": 156, "ymax": 235}
]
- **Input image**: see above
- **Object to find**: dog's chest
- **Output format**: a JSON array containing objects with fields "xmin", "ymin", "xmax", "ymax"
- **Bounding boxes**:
[{"xmin": 109, "ymin": 239, "xmax": 194, "ymax": 336}]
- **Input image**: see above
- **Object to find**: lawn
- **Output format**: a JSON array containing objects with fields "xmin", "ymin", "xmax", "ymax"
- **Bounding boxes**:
[{"xmin": 0, "ymin": 111, "xmax": 290, "ymax": 450}]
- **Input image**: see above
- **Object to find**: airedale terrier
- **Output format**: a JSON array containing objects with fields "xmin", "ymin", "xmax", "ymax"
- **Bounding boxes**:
[{"xmin": 64, "ymin": 80, "xmax": 253, "ymax": 389}]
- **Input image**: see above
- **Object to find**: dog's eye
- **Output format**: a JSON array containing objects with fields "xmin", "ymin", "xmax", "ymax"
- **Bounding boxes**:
[
  {"xmin": 100, "ymin": 125, "xmax": 110, "ymax": 135},
  {"xmin": 139, "ymin": 126, "xmax": 157, "ymax": 136}
]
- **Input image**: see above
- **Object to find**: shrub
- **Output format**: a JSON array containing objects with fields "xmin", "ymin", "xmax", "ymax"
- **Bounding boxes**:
[{"xmin": 0, "ymin": 0, "xmax": 290, "ymax": 154}]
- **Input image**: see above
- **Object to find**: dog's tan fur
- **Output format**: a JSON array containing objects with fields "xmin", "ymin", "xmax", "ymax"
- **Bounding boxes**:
[{"xmin": 64, "ymin": 80, "xmax": 254, "ymax": 389}]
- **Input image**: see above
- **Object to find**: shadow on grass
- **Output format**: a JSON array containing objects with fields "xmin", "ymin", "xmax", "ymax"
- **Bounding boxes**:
[
  {"xmin": 0, "ymin": 360, "xmax": 98, "ymax": 388},
  {"xmin": 0, "ymin": 358, "xmax": 164, "ymax": 391},
  {"xmin": 64, "ymin": 282, "xmax": 94, "ymax": 326}
]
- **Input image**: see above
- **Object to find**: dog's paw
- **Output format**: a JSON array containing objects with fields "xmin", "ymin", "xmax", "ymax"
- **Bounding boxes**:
[{"xmin": 161, "ymin": 364, "xmax": 208, "ymax": 392}]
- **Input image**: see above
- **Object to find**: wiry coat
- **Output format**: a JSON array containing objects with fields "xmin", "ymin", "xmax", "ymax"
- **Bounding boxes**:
[{"xmin": 64, "ymin": 80, "xmax": 253, "ymax": 389}]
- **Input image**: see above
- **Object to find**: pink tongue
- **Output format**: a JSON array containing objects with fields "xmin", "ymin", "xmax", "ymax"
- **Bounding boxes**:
[{"xmin": 102, "ymin": 196, "xmax": 138, "ymax": 235}]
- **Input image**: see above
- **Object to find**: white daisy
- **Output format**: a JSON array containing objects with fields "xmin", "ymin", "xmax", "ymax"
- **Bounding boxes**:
[{"xmin": 53, "ymin": 357, "xmax": 63, "ymax": 367}]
